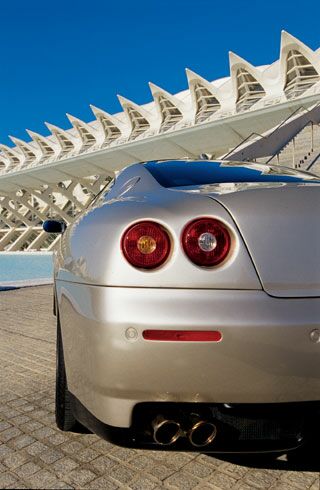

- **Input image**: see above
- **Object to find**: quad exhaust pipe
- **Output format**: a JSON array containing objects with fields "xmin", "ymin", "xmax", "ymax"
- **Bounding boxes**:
[{"xmin": 152, "ymin": 414, "xmax": 217, "ymax": 447}]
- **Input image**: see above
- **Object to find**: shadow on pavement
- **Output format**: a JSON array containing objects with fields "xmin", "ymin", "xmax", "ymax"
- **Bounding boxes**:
[{"xmin": 207, "ymin": 444, "xmax": 320, "ymax": 472}]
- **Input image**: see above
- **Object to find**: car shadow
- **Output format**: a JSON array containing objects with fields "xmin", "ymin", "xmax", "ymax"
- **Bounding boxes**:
[{"xmin": 207, "ymin": 445, "xmax": 320, "ymax": 472}]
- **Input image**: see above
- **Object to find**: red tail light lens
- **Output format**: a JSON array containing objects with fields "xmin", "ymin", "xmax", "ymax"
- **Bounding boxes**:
[
  {"xmin": 143, "ymin": 330, "xmax": 222, "ymax": 342},
  {"xmin": 122, "ymin": 221, "xmax": 170, "ymax": 269},
  {"xmin": 182, "ymin": 218, "xmax": 231, "ymax": 266}
]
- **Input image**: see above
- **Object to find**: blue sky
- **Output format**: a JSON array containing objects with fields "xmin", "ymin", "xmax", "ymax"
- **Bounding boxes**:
[{"xmin": 0, "ymin": 0, "xmax": 319, "ymax": 145}]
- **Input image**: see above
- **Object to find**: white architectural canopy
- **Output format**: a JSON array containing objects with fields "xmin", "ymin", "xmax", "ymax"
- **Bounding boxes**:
[
  {"xmin": 0, "ymin": 31, "xmax": 319, "ymax": 177},
  {"xmin": 0, "ymin": 31, "xmax": 320, "ymax": 252}
]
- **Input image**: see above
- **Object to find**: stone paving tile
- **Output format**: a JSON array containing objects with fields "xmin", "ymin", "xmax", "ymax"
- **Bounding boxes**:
[
  {"xmin": 90, "ymin": 454, "xmax": 117, "ymax": 474},
  {"xmin": 108, "ymin": 463, "xmax": 138, "ymax": 485},
  {"xmin": 60, "ymin": 440, "xmax": 86, "ymax": 455},
  {"xmin": 73, "ymin": 446, "xmax": 99, "ymax": 463},
  {"xmin": 10, "ymin": 415, "xmax": 31, "ymax": 426},
  {"xmin": 32, "ymin": 426, "xmax": 56, "ymax": 440},
  {"xmin": 90, "ymin": 438, "xmax": 114, "ymax": 453},
  {"xmin": 309, "ymin": 481, "xmax": 320, "ymax": 490},
  {"xmin": 64, "ymin": 467, "xmax": 97, "ymax": 486},
  {"xmin": 208, "ymin": 470, "xmax": 240, "ymax": 488},
  {"xmin": 52, "ymin": 456, "xmax": 79, "ymax": 478},
  {"xmin": 279, "ymin": 471, "xmax": 319, "ymax": 489},
  {"xmin": 25, "ymin": 440, "xmax": 50, "ymax": 456},
  {"xmin": 242, "ymin": 468, "xmax": 281, "ymax": 489},
  {"xmin": 270, "ymin": 483, "xmax": 301, "ymax": 490},
  {"xmin": 194, "ymin": 485, "xmax": 216, "ymax": 490},
  {"xmin": 14, "ymin": 461, "xmax": 42, "ymax": 479},
  {"xmin": 48, "ymin": 481, "xmax": 73, "ymax": 489},
  {"xmin": 47, "ymin": 432, "xmax": 70, "ymax": 446},
  {"xmin": 218, "ymin": 461, "xmax": 250, "ymax": 479},
  {"xmin": 0, "ymin": 408, "xmax": 21, "ymax": 420},
  {"xmin": 233, "ymin": 482, "xmax": 258, "ymax": 490},
  {"xmin": 39, "ymin": 447, "xmax": 65, "ymax": 464},
  {"xmin": 196, "ymin": 454, "xmax": 224, "ymax": 468},
  {"xmin": 2, "ymin": 451, "xmax": 29, "ymax": 470},
  {"xmin": 151, "ymin": 464, "xmax": 180, "ymax": 481},
  {"xmin": 164, "ymin": 470, "xmax": 200, "ymax": 489},
  {"xmin": 88, "ymin": 475, "xmax": 119, "ymax": 489},
  {"xmin": 0, "ymin": 286, "xmax": 319, "ymax": 490},
  {"xmin": 0, "ymin": 422, "xmax": 12, "ymax": 432},
  {"xmin": 0, "ymin": 427, "xmax": 22, "ymax": 443},
  {"xmin": 0, "ymin": 444, "xmax": 14, "ymax": 461},
  {"xmin": 129, "ymin": 474, "xmax": 161, "ymax": 489},
  {"xmin": 111, "ymin": 446, "xmax": 137, "ymax": 463},
  {"xmin": 129, "ymin": 453, "xmax": 156, "ymax": 471},
  {"xmin": 10, "ymin": 434, "xmax": 36, "ymax": 450},
  {"xmin": 183, "ymin": 460, "xmax": 215, "ymax": 478},
  {"xmin": 20, "ymin": 420, "xmax": 44, "ymax": 432},
  {"xmin": 0, "ymin": 471, "xmax": 21, "ymax": 488},
  {"xmin": 26, "ymin": 469, "xmax": 62, "ymax": 489}
]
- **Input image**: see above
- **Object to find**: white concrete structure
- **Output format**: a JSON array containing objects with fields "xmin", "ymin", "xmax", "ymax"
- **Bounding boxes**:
[{"xmin": 0, "ymin": 31, "xmax": 320, "ymax": 251}]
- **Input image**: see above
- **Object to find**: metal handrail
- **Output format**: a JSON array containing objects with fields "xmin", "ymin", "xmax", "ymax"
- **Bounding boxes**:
[
  {"xmin": 222, "ymin": 102, "xmax": 320, "ymax": 160},
  {"xmin": 306, "ymin": 150, "xmax": 320, "ymax": 171},
  {"xmin": 265, "ymin": 119, "xmax": 315, "ymax": 165}
]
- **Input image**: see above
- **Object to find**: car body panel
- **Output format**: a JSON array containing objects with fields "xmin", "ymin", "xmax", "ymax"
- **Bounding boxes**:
[
  {"xmin": 55, "ymin": 164, "xmax": 261, "ymax": 290},
  {"xmin": 173, "ymin": 182, "xmax": 320, "ymax": 297},
  {"xmin": 56, "ymin": 280, "xmax": 320, "ymax": 428},
  {"xmin": 52, "ymin": 160, "xmax": 320, "ymax": 448},
  {"xmin": 213, "ymin": 185, "xmax": 320, "ymax": 298}
]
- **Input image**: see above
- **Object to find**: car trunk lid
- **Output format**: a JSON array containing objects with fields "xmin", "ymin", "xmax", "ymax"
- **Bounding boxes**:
[{"xmin": 176, "ymin": 183, "xmax": 320, "ymax": 297}]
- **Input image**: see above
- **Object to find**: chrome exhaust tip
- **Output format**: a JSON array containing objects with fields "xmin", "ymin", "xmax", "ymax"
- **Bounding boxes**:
[
  {"xmin": 152, "ymin": 415, "xmax": 181, "ymax": 445},
  {"xmin": 188, "ymin": 418, "xmax": 217, "ymax": 447}
]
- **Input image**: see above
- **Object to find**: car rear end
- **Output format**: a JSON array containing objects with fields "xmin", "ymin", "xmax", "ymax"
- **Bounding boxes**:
[{"xmin": 55, "ymin": 160, "xmax": 320, "ymax": 452}]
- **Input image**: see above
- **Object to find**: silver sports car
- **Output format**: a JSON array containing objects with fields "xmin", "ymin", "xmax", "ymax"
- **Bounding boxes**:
[{"xmin": 44, "ymin": 159, "xmax": 320, "ymax": 454}]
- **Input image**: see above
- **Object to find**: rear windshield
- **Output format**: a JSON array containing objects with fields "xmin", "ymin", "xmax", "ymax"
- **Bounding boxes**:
[{"xmin": 144, "ymin": 160, "xmax": 319, "ymax": 187}]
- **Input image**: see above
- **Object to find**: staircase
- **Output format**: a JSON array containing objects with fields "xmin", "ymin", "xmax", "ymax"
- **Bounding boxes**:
[
  {"xmin": 223, "ymin": 105, "xmax": 320, "ymax": 176},
  {"xmin": 267, "ymin": 122, "xmax": 320, "ymax": 173}
]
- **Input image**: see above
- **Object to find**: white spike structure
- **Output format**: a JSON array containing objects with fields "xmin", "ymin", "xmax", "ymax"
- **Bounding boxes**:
[
  {"xmin": 117, "ymin": 95, "xmax": 152, "ymax": 139},
  {"xmin": 229, "ymin": 52, "xmax": 268, "ymax": 112},
  {"xmin": 149, "ymin": 83, "xmax": 185, "ymax": 132},
  {"xmin": 45, "ymin": 122, "xmax": 79, "ymax": 157},
  {"xmin": 186, "ymin": 68, "xmax": 222, "ymax": 123},
  {"xmin": 280, "ymin": 31, "xmax": 320, "ymax": 100},
  {"xmin": 0, "ymin": 31, "xmax": 320, "ymax": 251},
  {"xmin": 26, "ymin": 129, "xmax": 58, "ymax": 159},
  {"xmin": 90, "ymin": 105, "xmax": 124, "ymax": 146},
  {"xmin": 66, "ymin": 114, "xmax": 100, "ymax": 150},
  {"xmin": 0, "ymin": 144, "xmax": 22, "ymax": 168},
  {"xmin": 8, "ymin": 136, "xmax": 39, "ymax": 167},
  {"xmin": 0, "ymin": 156, "xmax": 9, "ymax": 171}
]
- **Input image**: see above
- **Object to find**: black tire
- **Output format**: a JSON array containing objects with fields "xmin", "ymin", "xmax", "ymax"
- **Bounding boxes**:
[{"xmin": 55, "ymin": 316, "xmax": 77, "ymax": 431}]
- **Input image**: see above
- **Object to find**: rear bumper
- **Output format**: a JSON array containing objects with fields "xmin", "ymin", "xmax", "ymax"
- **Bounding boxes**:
[
  {"xmin": 56, "ymin": 280, "xmax": 320, "ymax": 428},
  {"xmin": 71, "ymin": 394, "xmax": 319, "ymax": 453}
]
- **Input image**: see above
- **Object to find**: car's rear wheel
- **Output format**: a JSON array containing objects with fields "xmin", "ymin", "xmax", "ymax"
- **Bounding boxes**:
[{"xmin": 56, "ymin": 316, "xmax": 77, "ymax": 431}]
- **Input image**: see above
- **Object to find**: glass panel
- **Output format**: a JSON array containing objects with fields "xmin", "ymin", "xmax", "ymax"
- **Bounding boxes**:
[{"xmin": 144, "ymin": 160, "xmax": 320, "ymax": 188}]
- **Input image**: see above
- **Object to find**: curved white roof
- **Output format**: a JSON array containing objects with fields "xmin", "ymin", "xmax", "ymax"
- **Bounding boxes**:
[{"xmin": 0, "ymin": 30, "xmax": 319, "ymax": 176}]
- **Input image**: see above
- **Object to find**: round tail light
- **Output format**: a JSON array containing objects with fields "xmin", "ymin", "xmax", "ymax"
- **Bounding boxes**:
[
  {"xmin": 182, "ymin": 218, "xmax": 231, "ymax": 267},
  {"xmin": 121, "ymin": 221, "xmax": 170, "ymax": 269}
]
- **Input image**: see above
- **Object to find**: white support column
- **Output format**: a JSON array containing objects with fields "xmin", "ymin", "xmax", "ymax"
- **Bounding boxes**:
[{"xmin": 0, "ymin": 173, "xmax": 112, "ymax": 251}]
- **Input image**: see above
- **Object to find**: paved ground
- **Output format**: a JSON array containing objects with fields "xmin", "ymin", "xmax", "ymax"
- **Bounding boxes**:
[{"xmin": 0, "ymin": 285, "xmax": 319, "ymax": 490}]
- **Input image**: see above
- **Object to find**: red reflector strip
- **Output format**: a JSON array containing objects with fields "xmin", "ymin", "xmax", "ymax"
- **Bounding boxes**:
[{"xmin": 142, "ymin": 330, "xmax": 222, "ymax": 342}]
